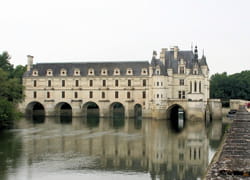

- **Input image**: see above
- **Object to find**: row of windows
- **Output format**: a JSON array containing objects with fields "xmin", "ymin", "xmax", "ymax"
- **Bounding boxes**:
[
  {"xmin": 32, "ymin": 68, "xmax": 148, "ymax": 76},
  {"xmin": 179, "ymin": 67, "xmax": 199, "ymax": 75},
  {"xmin": 33, "ymin": 91, "xmax": 147, "ymax": 99},
  {"xmin": 190, "ymin": 81, "xmax": 202, "ymax": 93},
  {"xmin": 33, "ymin": 79, "xmax": 147, "ymax": 87}
]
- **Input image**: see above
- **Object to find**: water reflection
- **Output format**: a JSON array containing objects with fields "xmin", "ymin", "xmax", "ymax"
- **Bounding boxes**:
[
  {"xmin": 0, "ymin": 131, "xmax": 22, "ymax": 180},
  {"xmin": 3, "ymin": 115, "xmax": 225, "ymax": 180}
]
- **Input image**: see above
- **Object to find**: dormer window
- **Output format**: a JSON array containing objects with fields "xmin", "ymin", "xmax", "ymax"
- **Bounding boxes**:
[
  {"xmin": 126, "ymin": 68, "xmax": 133, "ymax": 75},
  {"xmin": 141, "ymin": 68, "xmax": 148, "ymax": 75},
  {"xmin": 193, "ymin": 69, "xmax": 198, "ymax": 75},
  {"xmin": 60, "ymin": 69, "xmax": 67, "ymax": 76},
  {"xmin": 179, "ymin": 66, "xmax": 185, "ymax": 74},
  {"xmin": 114, "ymin": 68, "xmax": 120, "ymax": 75},
  {"xmin": 101, "ymin": 68, "xmax": 108, "ymax": 75},
  {"xmin": 47, "ymin": 69, "xmax": 53, "ymax": 76},
  {"xmin": 88, "ymin": 68, "xmax": 94, "ymax": 75},
  {"xmin": 32, "ymin": 69, "xmax": 38, "ymax": 76},
  {"xmin": 74, "ymin": 68, "xmax": 80, "ymax": 76},
  {"xmin": 156, "ymin": 68, "xmax": 160, "ymax": 75}
]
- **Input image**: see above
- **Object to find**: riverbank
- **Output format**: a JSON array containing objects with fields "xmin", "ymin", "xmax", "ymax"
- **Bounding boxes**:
[{"xmin": 205, "ymin": 107, "xmax": 250, "ymax": 179}]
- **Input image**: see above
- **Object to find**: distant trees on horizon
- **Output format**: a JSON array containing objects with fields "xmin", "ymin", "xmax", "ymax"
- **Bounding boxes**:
[{"xmin": 210, "ymin": 70, "xmax": 250, "ymax": 101}]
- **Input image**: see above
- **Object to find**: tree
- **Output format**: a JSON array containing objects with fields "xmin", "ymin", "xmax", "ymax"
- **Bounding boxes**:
[
  {"xmin": 210, "ymin": 70, "xmax": 250, "ymax": 101},
  {"xmin": 0, "ymin": 51, "xmax": 13, "ymax": 72},
  {"xmin": 0, "ymin": 52, "xmax": 25, "ymax": 130}
]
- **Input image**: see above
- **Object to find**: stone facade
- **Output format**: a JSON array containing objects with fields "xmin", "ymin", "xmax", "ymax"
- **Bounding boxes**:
[{"xmin": 20, "ymin": 46, "xmax": 210, "ymax": 120}]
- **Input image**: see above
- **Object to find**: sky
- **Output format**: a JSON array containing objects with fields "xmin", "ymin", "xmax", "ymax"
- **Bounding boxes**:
[{"xmin": 0, "ymin": 0, "xmax": 249, "ymax": 75}]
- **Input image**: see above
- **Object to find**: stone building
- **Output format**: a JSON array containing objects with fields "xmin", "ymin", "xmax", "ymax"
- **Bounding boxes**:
[{"xmin": 20, "ymin": 46, "xmax": 210, "ymax": 120}]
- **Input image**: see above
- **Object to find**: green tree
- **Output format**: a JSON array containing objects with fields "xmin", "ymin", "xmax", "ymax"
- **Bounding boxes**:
[
  {"xmin": 0, "ymin": 51, "xmax": 13, "ymax": 72},
  {"xmin": 0, "ymin": 52, "xmax": 25, "ymax": 130},
  {"xmin": 210, "ymin": 70, "xmax": 250, "ymax": 100}
]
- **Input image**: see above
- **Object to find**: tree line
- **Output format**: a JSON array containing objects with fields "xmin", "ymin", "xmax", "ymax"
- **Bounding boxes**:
[
  {"xmin": 210, "ymin": 71, "xmax": 250, "ymax": 101},
  {"xmin": 0, "ymin": 52, "xmax": 26, "ymax": 130}
]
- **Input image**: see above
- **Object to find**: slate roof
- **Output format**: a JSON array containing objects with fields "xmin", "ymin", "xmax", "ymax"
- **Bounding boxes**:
[
  {"xmin": 24, "ymin": 61, "xmax": 150, "ymax": 77},
  {"xmin": 150, "ymin": 49, "xmax": 208, "ymax": 75}
]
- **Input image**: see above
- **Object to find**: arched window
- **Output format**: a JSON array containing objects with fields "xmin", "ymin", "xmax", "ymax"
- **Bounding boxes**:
[
  {"xmin": 60, "ymin": 68, "xmax": 67, "ymax": 76},
  {"xmin": 74, "ymin": 68, "xmax": 80, "ymax": 76},
  {"xmin": 194, "ymin": 81, "xmax": 197, "ymax": 92},
  {"xmin": 101, "ymin": 68, "xmax": 108, "ymax": 75},
  {"xmin": 114, "ymin": 68, "xmax": 120, "ymax": 75},
  {"xmin": 47, "ymin": 69, "xmax": 53, "ymax": 76},
  {"xmin": 32, "ymin": 69, "xmax": 38, "ymax": 76},
  {"xmin": 126, "ymin": 68, "xmax": 133, "ymax": 75},
  {"xmin": 141, "ymin": 68, "xmax": 148, "ymax": 75},
  {"xmin": 88, "ymin": 68, "xmax": 94, "ymax": 75}
]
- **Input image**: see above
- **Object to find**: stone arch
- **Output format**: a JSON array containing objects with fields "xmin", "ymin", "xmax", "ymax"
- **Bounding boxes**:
[
  {"xmin": 55, "ymin": 102, "xmax": 72, "ymax": 117},
  {"xmin": 110, "ymin": 102, "xmax": 125, "ymax": 117},
  {"xmin": 26, "ymin": 101, "xmax": 45, "ymax": 116},
  {"xmin": 82, "ymin": 101, "xmax": 100, "ymax": 117},
  {"xmin": 166, "ymin": 104, "xmax": 185, "ymax": 131},
  {"xmin": 110, "ymin": 102, "xmax": 125, "ymax": 128},
  {"xmin": 166, "ymin": 104, "xmax": 185, "ymax": 120}
]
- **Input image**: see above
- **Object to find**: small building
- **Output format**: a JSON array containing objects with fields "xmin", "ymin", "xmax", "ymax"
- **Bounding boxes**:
[{"xmin": 20, "ymin": 46, "xmax": 210, "ymax": 120}]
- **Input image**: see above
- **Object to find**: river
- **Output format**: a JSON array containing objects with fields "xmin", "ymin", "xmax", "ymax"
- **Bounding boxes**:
[{"xmin": 0, "ymin": 116, "xmax": 229, "ymax": 180}]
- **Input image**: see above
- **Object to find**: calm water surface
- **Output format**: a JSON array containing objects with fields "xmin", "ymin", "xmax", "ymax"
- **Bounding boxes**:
[{"xmin": 0, "ymin": 116, "xmax": 227, "ymax": 180}]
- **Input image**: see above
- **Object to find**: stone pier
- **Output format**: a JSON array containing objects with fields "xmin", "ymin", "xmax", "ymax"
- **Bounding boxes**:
[{"xmin": 206, "ymin": 106, "xmax": 250, "ymax": 179}]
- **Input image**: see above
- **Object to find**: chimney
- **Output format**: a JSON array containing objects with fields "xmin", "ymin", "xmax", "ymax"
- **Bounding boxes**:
[
  {"xmin": 160, "ymin": 48, "xmax": 167, "ymax": 65},
  {"xmin": 27, "ymin": 55, "xmax": 34, "ymax": 71},
  {"xmin": 174, "ymin": 46, "xmax": 179, "ymax": 60}
]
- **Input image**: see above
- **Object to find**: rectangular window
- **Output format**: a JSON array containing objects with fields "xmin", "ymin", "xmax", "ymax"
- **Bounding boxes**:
[
  {"xmin": 180, "ymin": 79, "xmax": 184, "ymax": 86},
  {"xmin": 142, "ymin": 79, "xmax": 146, "ymax": 86},
  {"xmin": 142, "ymin": 91, "xmax": 146, "ymax": 99},
  {"xmin": 89, "ymin": 91, "xmax": 93, "ymax": 98},
  {"xmin": 182, "ymin": 91, "xmax": 185, "ymax": 99},
  {"xmin": 74, "ymin": 92, "xmax": 78, "ymax": 98},
  {"xmin": 75, "ymin": 80, "xmax": 79, "ymax": 87},
  {"xmin": 115, "ymin": 91, "xmax": 119, "ymax": 98},
  {"xmin": 47, "ymin": 92, "xmax": 50, "ymax": 98},
  {"xmin": 62, "ymin": 80, "xmax": 65, "ymax": 87},
  {"xmin": 102, "ymin": 92, "xmax": 105, "ymax": 99},
  {"xmin": 34, "ymin": 80, "xmax": 37, "ymax": 87},
  {"xmin": 48, "ymin": 80, "xmax": 51, "ymax": 87},
  {"xmin": 89, "ymin": 80, "xmax": 93, "ymax": 87},
  {"xmin": 103, "ymin": 80, "xmax": 106, "ymax": 87},
  {"xmin": 33, "ymin": 91, "xmax": 37, "ymax": 98},
  {"xmin": 127, "ymin": 92, "xmax": 131, "ymax": 99},
  {"xmin": 62, "ymin": 91, "xmax": 65, "ymax": 98},
  {"xmin": 128, "ymin": 79, "xmax": 131, "ymax": 86},
  {"xmin": 178, "ymin": 91, "xmax": 182, "ymax": 99},
  {"xmin": 115, "ymin": 80, "xmax": 119, "ymax": 87}
]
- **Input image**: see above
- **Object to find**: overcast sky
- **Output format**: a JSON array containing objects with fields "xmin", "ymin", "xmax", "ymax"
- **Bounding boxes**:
[{"xmin": 0, "ymin": 0, "xmax": 249, "ymax": 75}]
